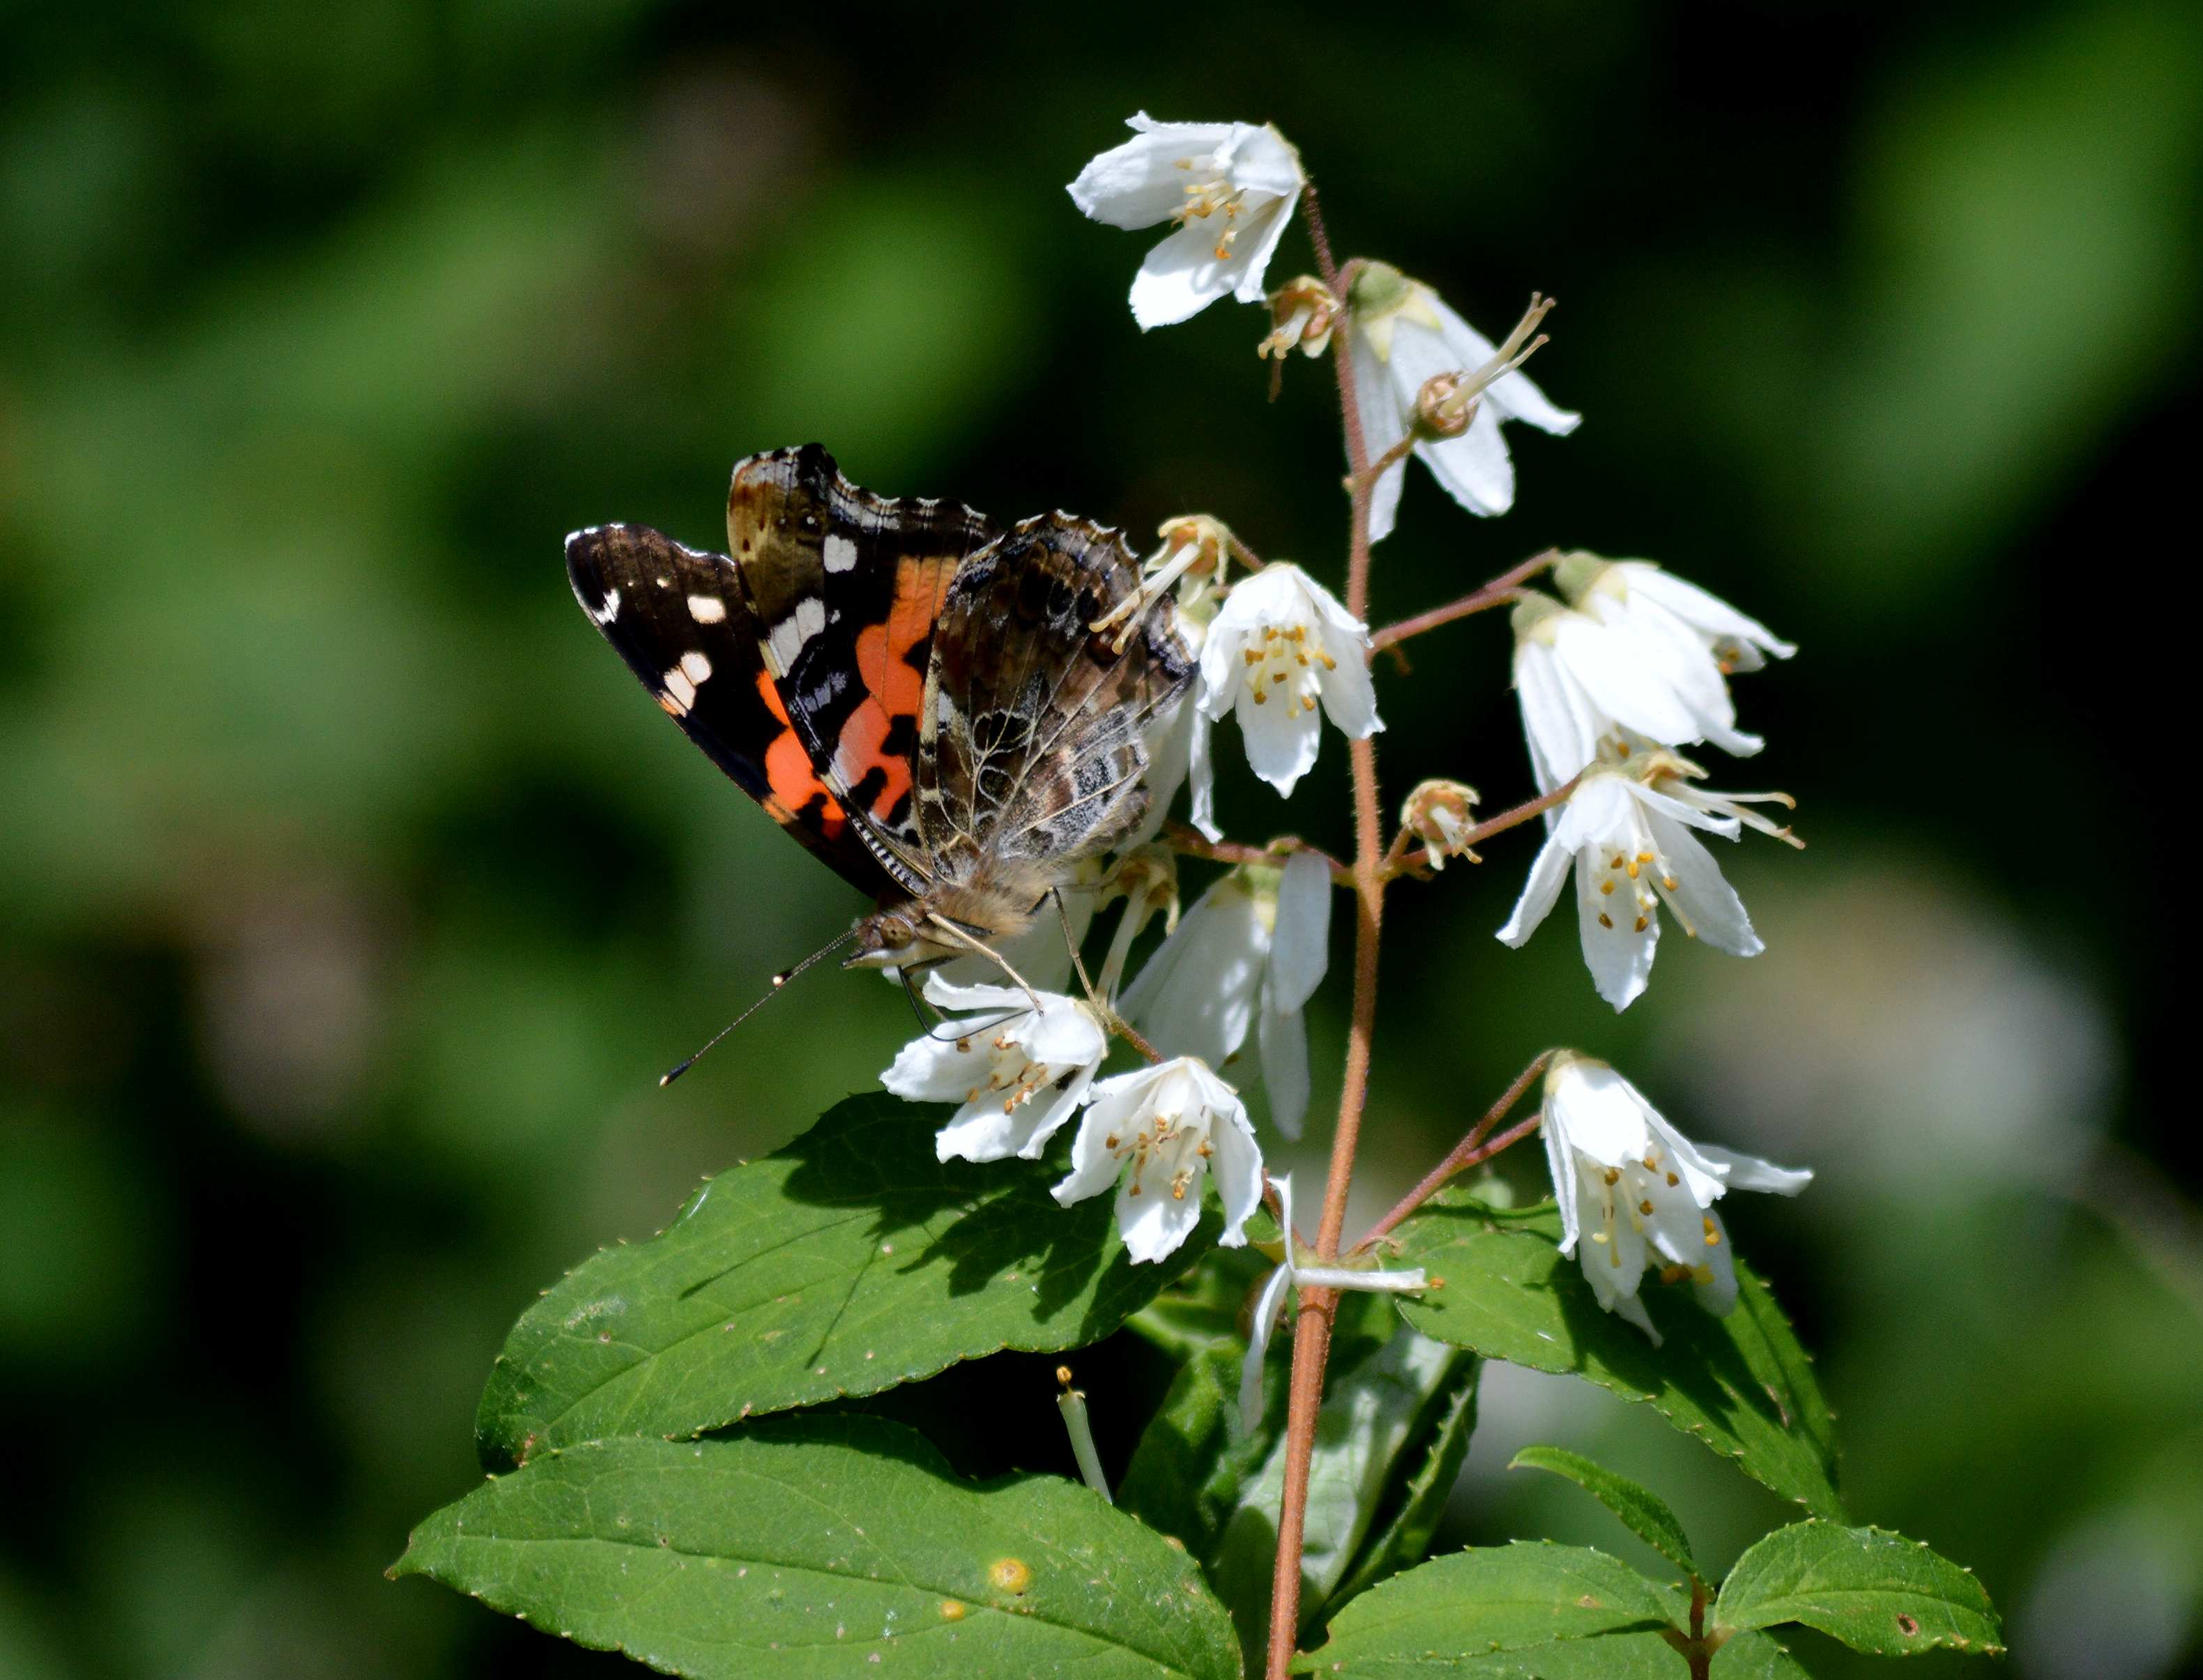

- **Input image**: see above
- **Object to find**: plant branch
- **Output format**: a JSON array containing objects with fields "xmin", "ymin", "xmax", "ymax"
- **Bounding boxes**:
[
  {"xmin": 1369, "ymin": 549, "xmax": 1560, "ymax": 652},
  {"xmin": 1379, "ymin": 775, "xmax": 1580, "ymax": 882},
  {"xmin": 1351, "ymin": 1054, "xmax": 1553, "ymax": 1253},
  {"xmin": 1267, "ymin": 177, "xmax": 1387, "ymax": 1680},
  {"xmin": 1161, "ymin": 822, "xmax": 1351, "ymax": 887}
]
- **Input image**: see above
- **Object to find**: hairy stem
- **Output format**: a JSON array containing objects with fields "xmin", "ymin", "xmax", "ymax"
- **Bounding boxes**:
[
  {"xmin": 1351, "ymin": 1057, "xmax": 1550, "ymax": 1253},
  {"xmin": 1369, "ymin": 548, "xmax": 1560, "ymax": 652},
  {"xmin": 1267, "ymin": 179, "xmax": 1388, "ymax": 1680},
  {"xmin": 1161, "ymin": 822, "xmax": 1352, "ymax": 886}
]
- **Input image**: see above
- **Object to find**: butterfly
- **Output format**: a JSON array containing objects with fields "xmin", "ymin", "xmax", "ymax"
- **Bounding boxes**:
[{"xmin": 565, "ymin": 444, "xmax": 1194, "ymax": 983}]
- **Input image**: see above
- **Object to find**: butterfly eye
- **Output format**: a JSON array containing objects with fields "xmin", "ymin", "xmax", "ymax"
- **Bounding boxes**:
[{"xmin": 881, "ymin": 921, "xmax": 915, "ymax": 950}]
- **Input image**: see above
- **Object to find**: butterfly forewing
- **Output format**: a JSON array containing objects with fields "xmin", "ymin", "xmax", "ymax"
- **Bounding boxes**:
[
  {"xmin": 725, "ymin": 445, "xmax": 999, "ymax": 893},
  {"xmin": 563, "ymin": 522, "xmax": 894, "ymax": 898}
]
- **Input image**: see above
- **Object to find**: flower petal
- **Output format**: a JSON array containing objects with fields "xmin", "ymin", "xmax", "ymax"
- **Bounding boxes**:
[
  {"xmin": 1116, "ymin": 1171, "xmax": 1205, "ymax": 1264},
  {"xmin": 1647, "ymin": 812, "xmax": 1763, "ymax": 958},
  {"xmin": 1067, "ymin": 114, "xmax": 1238, "ymax": 228},
  {"xmin": 1316, "ymin": 642, "xmax": 1383, "ymax": 741},
  {"xmin": 879, "ymin": 1030, "xmax": 979, "ymax": 1106},
  {"xmin": 1415, "ymin": 403, "xmax": 1517, "ymax": 518},
  {"xmin": 1205, "ymin": 1086, "xmax": 1265, "ymax": 1245},
  {"xmin": 1257, "ymin": 986, "xmax": 1309, "ymax": 1140},
  {"xmin": 1234, "ymin": 675, "xmax": 1323, "ymax": 794},
  {"xmin": 935, "ymin": 1103, "xmax": 1032, "ymax": 1165},
  {"xmin": 1496, "ymin": 830, "xmax": 1573, "ymax": 947},
  {"xmin": 1229, "ymin": 192, "xmax": 1295, "ymax": 304},
  {"xmin": 1698, "ymin": 1143, "xmax": 1813, "ymax": 1196},
  {"xmin": 1186, "ymin": 703, "xmax": 1221, "ymax": 841},
  {"xmin": 1120, "ymin": 876, "xmax": 1265, "ymax": 1068},
  {"xmin": 1352, "ymin": 331, "xmax": 1408, "ymax": 542},
  {"xmin": 1574, "ymin": 847, "xmax": 1657, "ymax": 1011},
  {"xmin": 1240, "ymin": 1260, "xmax": 1294, "ymax": 1433},
  {"xmin": 1266, "ymin": 850, "xmax": 1332, "ymax": 1014},
  {"xmin": 1619, "ymin": 564, "xmax": 1794, "ymax": 660},
  {"xmin": 1129, "ymin": 218, "xmax": 1244, "ymax": 329}
]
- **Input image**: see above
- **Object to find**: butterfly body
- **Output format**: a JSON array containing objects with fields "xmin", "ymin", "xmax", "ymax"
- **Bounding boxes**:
[{"xmin": 567, "ymin": 445, "xmax": 1192, "ymax": 977}]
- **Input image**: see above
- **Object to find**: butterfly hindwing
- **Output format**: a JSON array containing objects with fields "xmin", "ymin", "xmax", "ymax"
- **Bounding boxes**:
[
  {"xmin": 726, "ymin": 445, "xmax": 999, "ymax": 894},
  {"xmin": 917, "ymin": 514, "xmax": 1196, "ymax": 870},
  {"xmin": 564, "ymin": 522, "xmax": 894, "ymax": 898}
]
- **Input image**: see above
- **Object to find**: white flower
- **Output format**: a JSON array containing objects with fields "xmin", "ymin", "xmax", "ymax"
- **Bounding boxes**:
[
  {"xmin": 881, "ymin": 978, "xmax": 1106, "ymax": 1164},
  {"xmin": 1511, "ymin": 591, "xmax": 1711, "ymax": 791},
  {"xmin": 1562, "ymin": 553, "xmax": 1794, "ymax": 675},
  {"xmin": 1556, "ymin": 553, "xmax": 1793, "ymax": 758},
  {"xmin": 1541, "ymin": 1053, "xmax": 1811, "ymax": 1342},
  {"xmin": 1053, "ymin": 1057, "xmax": 1263, "ymax": 1264},
  {"xmin": 1348, "ymin": 264, "xmax": 1580, "ymax": 541},
  {"xmin": 1120, "ymin": 851, "xmax": 1331, "ymax": 1136},
  {"xmin": 1198, "ymin": 563, "xmax": 1380, "ymax": 797},
  {"xmin": 1498, "ymin": 744, "xmax": 1799, "ymax": 1011},
  {"xmin": 1068, "ymin": 114, "xmax": 1304, "ymax": 330}
]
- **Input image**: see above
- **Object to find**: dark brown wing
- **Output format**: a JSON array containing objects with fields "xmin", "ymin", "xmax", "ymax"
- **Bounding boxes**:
[
  {"xmin": 725, "ymin": 445, "xmax": 998, "ymax": 895},
  {"xmin": 917, "ymin": 512, "xmax": 1195, "ymax": 872},
  {"xmin": 564, "ymin": 522, "xmax": 895, "ymax": 899}
]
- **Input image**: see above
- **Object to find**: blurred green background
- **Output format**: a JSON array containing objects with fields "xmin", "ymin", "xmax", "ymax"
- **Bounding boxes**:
[{"xmin": 3, "ymin": 1, "xmax": 2200, "ymax": 1675}]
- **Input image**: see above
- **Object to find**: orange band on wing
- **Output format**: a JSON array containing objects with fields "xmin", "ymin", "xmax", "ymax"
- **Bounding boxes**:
[{"xmin": 756, "ymin": 672, "xmax": 848, "ymax": 839}]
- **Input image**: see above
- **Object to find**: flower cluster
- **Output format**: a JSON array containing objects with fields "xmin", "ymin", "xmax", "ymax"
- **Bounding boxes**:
[
  {"xmin": 1506, "ymin": 552, "xmax": 1799, "ymax": 1008},
  {"xmin": 867, "ymin": 112, "xmax": 1815, "ymax": 1303}
]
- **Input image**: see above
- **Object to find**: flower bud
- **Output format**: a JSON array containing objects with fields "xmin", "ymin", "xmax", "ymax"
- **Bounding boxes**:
[
  {"xmin": 1551, "ymin": 549, "xmax": 1614, "ymax": 604},
  {"xmin": 1346, "ymin": 259, "xmax": 1414, "ymax": 319},
  {"xmin": 1398, "ymin": 778, "xmax": 1481, "ymax": 870}
]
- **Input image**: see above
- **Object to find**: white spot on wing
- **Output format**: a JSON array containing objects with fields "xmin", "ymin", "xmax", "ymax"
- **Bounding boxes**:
[
  {"xmin": 588, "ymin": 587, "xmax": 622, "ymax": 625},
  {"xmin": 680, "ymin": 650, "xmax": 712, "ymax": 685},
  {"xmin": 664, "ymin": 666, "xmax": 698, "ymax": 710},
  {"xmin": 765, "ymin": 596, "xmax": 830, "ymax": 674},
  {"xmin": 823, "ymin": 534, "xmax": 858, "ymax": 574},
  {"xmin": 687, "ymin": 593, "xmax": 726, "ymax": 624}
]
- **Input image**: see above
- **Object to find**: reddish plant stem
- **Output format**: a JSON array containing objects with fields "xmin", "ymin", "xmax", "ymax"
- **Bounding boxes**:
[
  {"xmin": 1369, "ymin": 549, "xmax": 1561, "ymax": 652},
  {"xmin": 1351, "ymin": 1056, "xmax": 1551, "ymax": 1253},
  {"xmin": 1161, "ymin": 823, "xmax": 1352, "ymax": 886},
  {"xmin": 1266, "ymin": 179, "xmax": 1387, "ymax": 1680}
]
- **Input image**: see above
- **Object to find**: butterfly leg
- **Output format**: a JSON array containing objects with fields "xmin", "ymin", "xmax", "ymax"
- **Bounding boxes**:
[
  {"xmin": 1051, "ymin": 887, "xmax": 1104, "ymax": 1014},
  {"xmin": 922, "ymin": 912, "xmax": 1046, "ymax": 1013}
]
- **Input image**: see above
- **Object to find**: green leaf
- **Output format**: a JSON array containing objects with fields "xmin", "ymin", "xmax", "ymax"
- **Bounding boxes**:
[
  {"xmin": 1711, "ymin": 1629, "xmax": 1814, "ymax": 1679},
  {"xmin": 394, "ymin": 1414, "xmax": 1242, "ymax": 1680},
  {"xmin": 1118, "ymin": 1338, "xmax": 1281, "ymax": 1564},
  {"xmin": 1290, "ymin": 1542, "xmax": 1680, "ymax": 1675},
  {"xmin": 1508, "ymin": 1446, "xmax": 1700, "ymax": 1582},
  {"xmin": 1328, "ymin": 1352, "xmax": 1481, "ymax": 1608},
  {"xmin": 1715, "ymin": 1521, "xmax": 2004, "ymax": 1657},
  {"xmin": 1213, "ymin": 1322, "xmax": 1474, "ymax": 1654},
  {"xmin": 476, "ymin": 1094, "xmax": 1212, "ymax": 1467},
  {"xmin": 1387, "ymin": 1193, "xmax": 1843, "ymax": 1518}
]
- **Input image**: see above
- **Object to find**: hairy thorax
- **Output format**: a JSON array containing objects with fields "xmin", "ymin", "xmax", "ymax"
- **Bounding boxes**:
[{"xmin": 844, "ymin": 858, "xmax": 1067, "ymax": 972}]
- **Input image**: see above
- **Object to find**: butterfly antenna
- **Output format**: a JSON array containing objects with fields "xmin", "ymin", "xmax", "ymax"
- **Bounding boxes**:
[{"xmin": 660, "ymin": 927, "xmax": 858, "ymax": 1087}]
